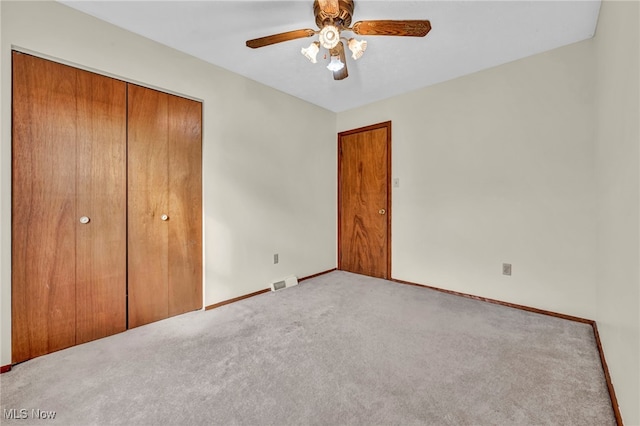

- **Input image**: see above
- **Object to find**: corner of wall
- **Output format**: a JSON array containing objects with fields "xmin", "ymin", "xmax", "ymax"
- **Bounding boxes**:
[{"xmin": 593, "ymin": 1, "xmax": 640, "ymax": 424}]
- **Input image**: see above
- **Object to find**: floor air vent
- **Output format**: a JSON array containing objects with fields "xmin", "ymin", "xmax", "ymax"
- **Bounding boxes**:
[{"xmin": 271, "ymin": 276, "xmax": 298, "ymax": 292}]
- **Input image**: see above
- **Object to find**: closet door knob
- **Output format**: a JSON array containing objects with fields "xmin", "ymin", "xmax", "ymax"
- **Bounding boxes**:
[
  {"xmin": 161, "ymin": 214, "xmax": 169, "ymax": 221},
  {"xmin": 378, "ymin": 209, "xmax": 386, "ymax": 215},
  {"xmin": 79, "ymin": 216, "xmax": 90, "ymax": 224}
]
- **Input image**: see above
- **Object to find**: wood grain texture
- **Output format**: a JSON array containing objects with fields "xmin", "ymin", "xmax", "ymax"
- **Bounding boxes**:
[
  {"xmin": 128, "ymin": 85, "xmax": 202, "ymax": 327},
  {"xmin": 75, "ymin": 69, "xmax": 127, "ymax": 344},
  {"xmin": 246, "ymin": 29, "xmax": 315, "ymax": 48},
  {"xmin": 352, "ymin": 20, "xmax": 431, "ymax": 37},
  {"xmin": 167, "ymin": 94, "xmax": 203, "ymax": 316},
  {"xmin": 127, "ymin": 84, "xmax": 170, "ymax": 328},
  {"xmin": 12, "ymin": 52, "xmax": 77, "ymax": 363},
  {"xmin": 338, "ymin": 122, "xmax": 391, "ymax": 279}
]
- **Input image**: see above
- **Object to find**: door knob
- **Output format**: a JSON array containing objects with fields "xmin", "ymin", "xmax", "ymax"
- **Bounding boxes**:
[
  {"xmin": 378, "ymin": 209, "xmax": 386, "ymax": 215},
  {"xmin": 161, "ymin": 214, "xmax": 169, "ymax": 221},
  {"xmin": 79, "ymin": 216, "xmax": 90, "ymax": 224}
]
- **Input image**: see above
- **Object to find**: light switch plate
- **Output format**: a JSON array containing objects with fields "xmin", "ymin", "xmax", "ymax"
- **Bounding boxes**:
[{"xmin": 503, "ymin": 263, "xmax": 512, "ymax": 276}]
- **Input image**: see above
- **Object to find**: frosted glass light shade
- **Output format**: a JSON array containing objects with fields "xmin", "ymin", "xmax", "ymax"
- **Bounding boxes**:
[
  {"xmin": 326, "ymin": 56, "xmax": 345, "ymax": 72},
  {"xmin": 301, "ymin": 42, "xmax": 320, "ymax": 63},
  {"xmin": 348, "ymin": 38, "xmax": 367, "ymax": 60}
]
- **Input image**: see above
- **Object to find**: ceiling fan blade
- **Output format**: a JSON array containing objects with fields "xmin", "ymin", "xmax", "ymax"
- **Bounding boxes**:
[
  {"xmin": 246, "ymin": 29, "xmax": 316, "ymax": 49},
  {"xmin": 317, "ymin": 0, "xmax": 340, "ymax": 18},
  {"xmin": 352, "ymin": 20, "xmax": 432, "ymax": 37},
  {"xmin": 332, "ymin": 41, "xmax": 348, "ymax": 81}
]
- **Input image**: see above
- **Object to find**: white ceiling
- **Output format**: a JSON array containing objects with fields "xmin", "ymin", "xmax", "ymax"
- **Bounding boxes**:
[{"xmin": 60, "ymin": 0, "xmax": 601, "ymax": 112}]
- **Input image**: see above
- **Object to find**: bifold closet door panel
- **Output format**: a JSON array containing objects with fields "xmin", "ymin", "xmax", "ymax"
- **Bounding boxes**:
[
  {"xmin": 127, "ymin": 84, "xmax": 170, "ymax": 328},
  {"xmin": 128, "ymin": 84, "xmax": 202, "ymax": 327},
  {"xmin": 75, "ymin": 70, "xmax": 127, "ymax": 344},
  {"xmin": 12, "ymin": 52, "xmax": 77, "ymax": 362},
  {"xmin": 168, "ymin": 95, "xmax": 203, "ymax": 316},
  {"xmin": 12, "ymin": 52, "xmax": 128, "ymax": 362}
]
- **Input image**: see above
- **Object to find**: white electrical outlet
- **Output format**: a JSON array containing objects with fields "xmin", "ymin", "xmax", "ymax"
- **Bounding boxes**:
[{"xmin": 274, "ymin": 254, "xmax": 279, "ymax": 264}]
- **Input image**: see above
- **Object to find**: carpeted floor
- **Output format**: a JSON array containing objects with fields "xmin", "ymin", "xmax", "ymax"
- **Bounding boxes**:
[{"xmin": 0, "ymin": 271, "xmax": 615, "ymax": 425}]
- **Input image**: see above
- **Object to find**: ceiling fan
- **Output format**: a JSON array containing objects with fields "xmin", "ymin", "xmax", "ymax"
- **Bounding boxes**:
[{"xmin": 246, "ymin": 0, "xmax": 431, "ymax": 80}]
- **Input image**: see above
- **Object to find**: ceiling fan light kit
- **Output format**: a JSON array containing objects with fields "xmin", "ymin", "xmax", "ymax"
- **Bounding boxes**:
[
  {"xmin": 347, "ymin": 38, "xmax": 367, "ymax": 60},
  {"xmin": 301, "ymin": 41, "xmax": 321, "ymax": 63},
  {"xmin": 329, "ymin": 41, "xmax": 349, "ymax": 80},
  {"xmin": 327, "ymin": 55, "xmax": 345, "ymax": 72},
  {"xmin": 319, "ymin": 25, "xmax": 340, "ymax": 49},
  {"xmin": 246, "ymin": 0, "xmax": 431, "ymax": 81}
]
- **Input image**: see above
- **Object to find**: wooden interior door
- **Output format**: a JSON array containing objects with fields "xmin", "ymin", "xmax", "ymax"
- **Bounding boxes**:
[
  {"xmin": 128, "ymin": 85, "xmax": 202, "ymax": 328},
  {"xmin": 12, "ymin": 52, "xmax": 127, "ymax": 362},
  {"xmin": 75, "ymin": 66, "xmax": 127, "ymax": 344},
  {"xmin": 338, "ymin": 121, "xmax": 391, "ymax": 279}
]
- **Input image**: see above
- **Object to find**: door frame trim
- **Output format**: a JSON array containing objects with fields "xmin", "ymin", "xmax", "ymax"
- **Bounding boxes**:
[{"xmin": 337, "ymin": 120, "xmax": 392, "ymax": 278}]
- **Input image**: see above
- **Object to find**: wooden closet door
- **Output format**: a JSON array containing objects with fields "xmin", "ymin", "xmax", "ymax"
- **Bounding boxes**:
[
  {"xmin": 75, "ymin": 68, "xmax": 127, "ymax": 344},
  {"xmin": 168, "ymin": 95, "xmax": 203, "ymax": 316},
  {"xmin": 12, "ymin": 53, "xmax": 127, "ymax": 362},
  {"xmin": 128, "ymin": 85, "xmax": 202, "ymax": 327},
  {"xmin": 127, "ymin": 85, "xmax": 170, "ymax": 328},
  {"xmin": 12, "ymin": 52, "xmax": 78, "ymax": 362}
]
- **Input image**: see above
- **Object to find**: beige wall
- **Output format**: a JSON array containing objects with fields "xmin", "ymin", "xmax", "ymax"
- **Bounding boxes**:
[
  {"xmin": 0, "ymin": 1, "xmax": 337, "ymax": 367},
  {"xmin": 594, "ymin": 1, "xmax": 640, "ymax": 424},
  {"xmin": 337, "ymin": 1, "xmax": 639, "ymax": 422},
  {"xmin": 338, "ymin": 40, "xmax": 598, "ymax": 319},
  {"xmin": 2, "ymin": 0, "xmax": 638, "ymax": 423}
]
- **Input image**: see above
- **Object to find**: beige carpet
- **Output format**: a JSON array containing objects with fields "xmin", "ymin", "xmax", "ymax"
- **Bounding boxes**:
[{"xmin": 0, "ymin": 271, "xmax": 615, "ymax": 425}]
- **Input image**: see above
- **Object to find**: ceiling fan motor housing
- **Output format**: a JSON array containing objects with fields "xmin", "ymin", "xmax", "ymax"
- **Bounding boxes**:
[{"xmin": 314, "ymin": 0, "xmax": 354, "ymax": 28}]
